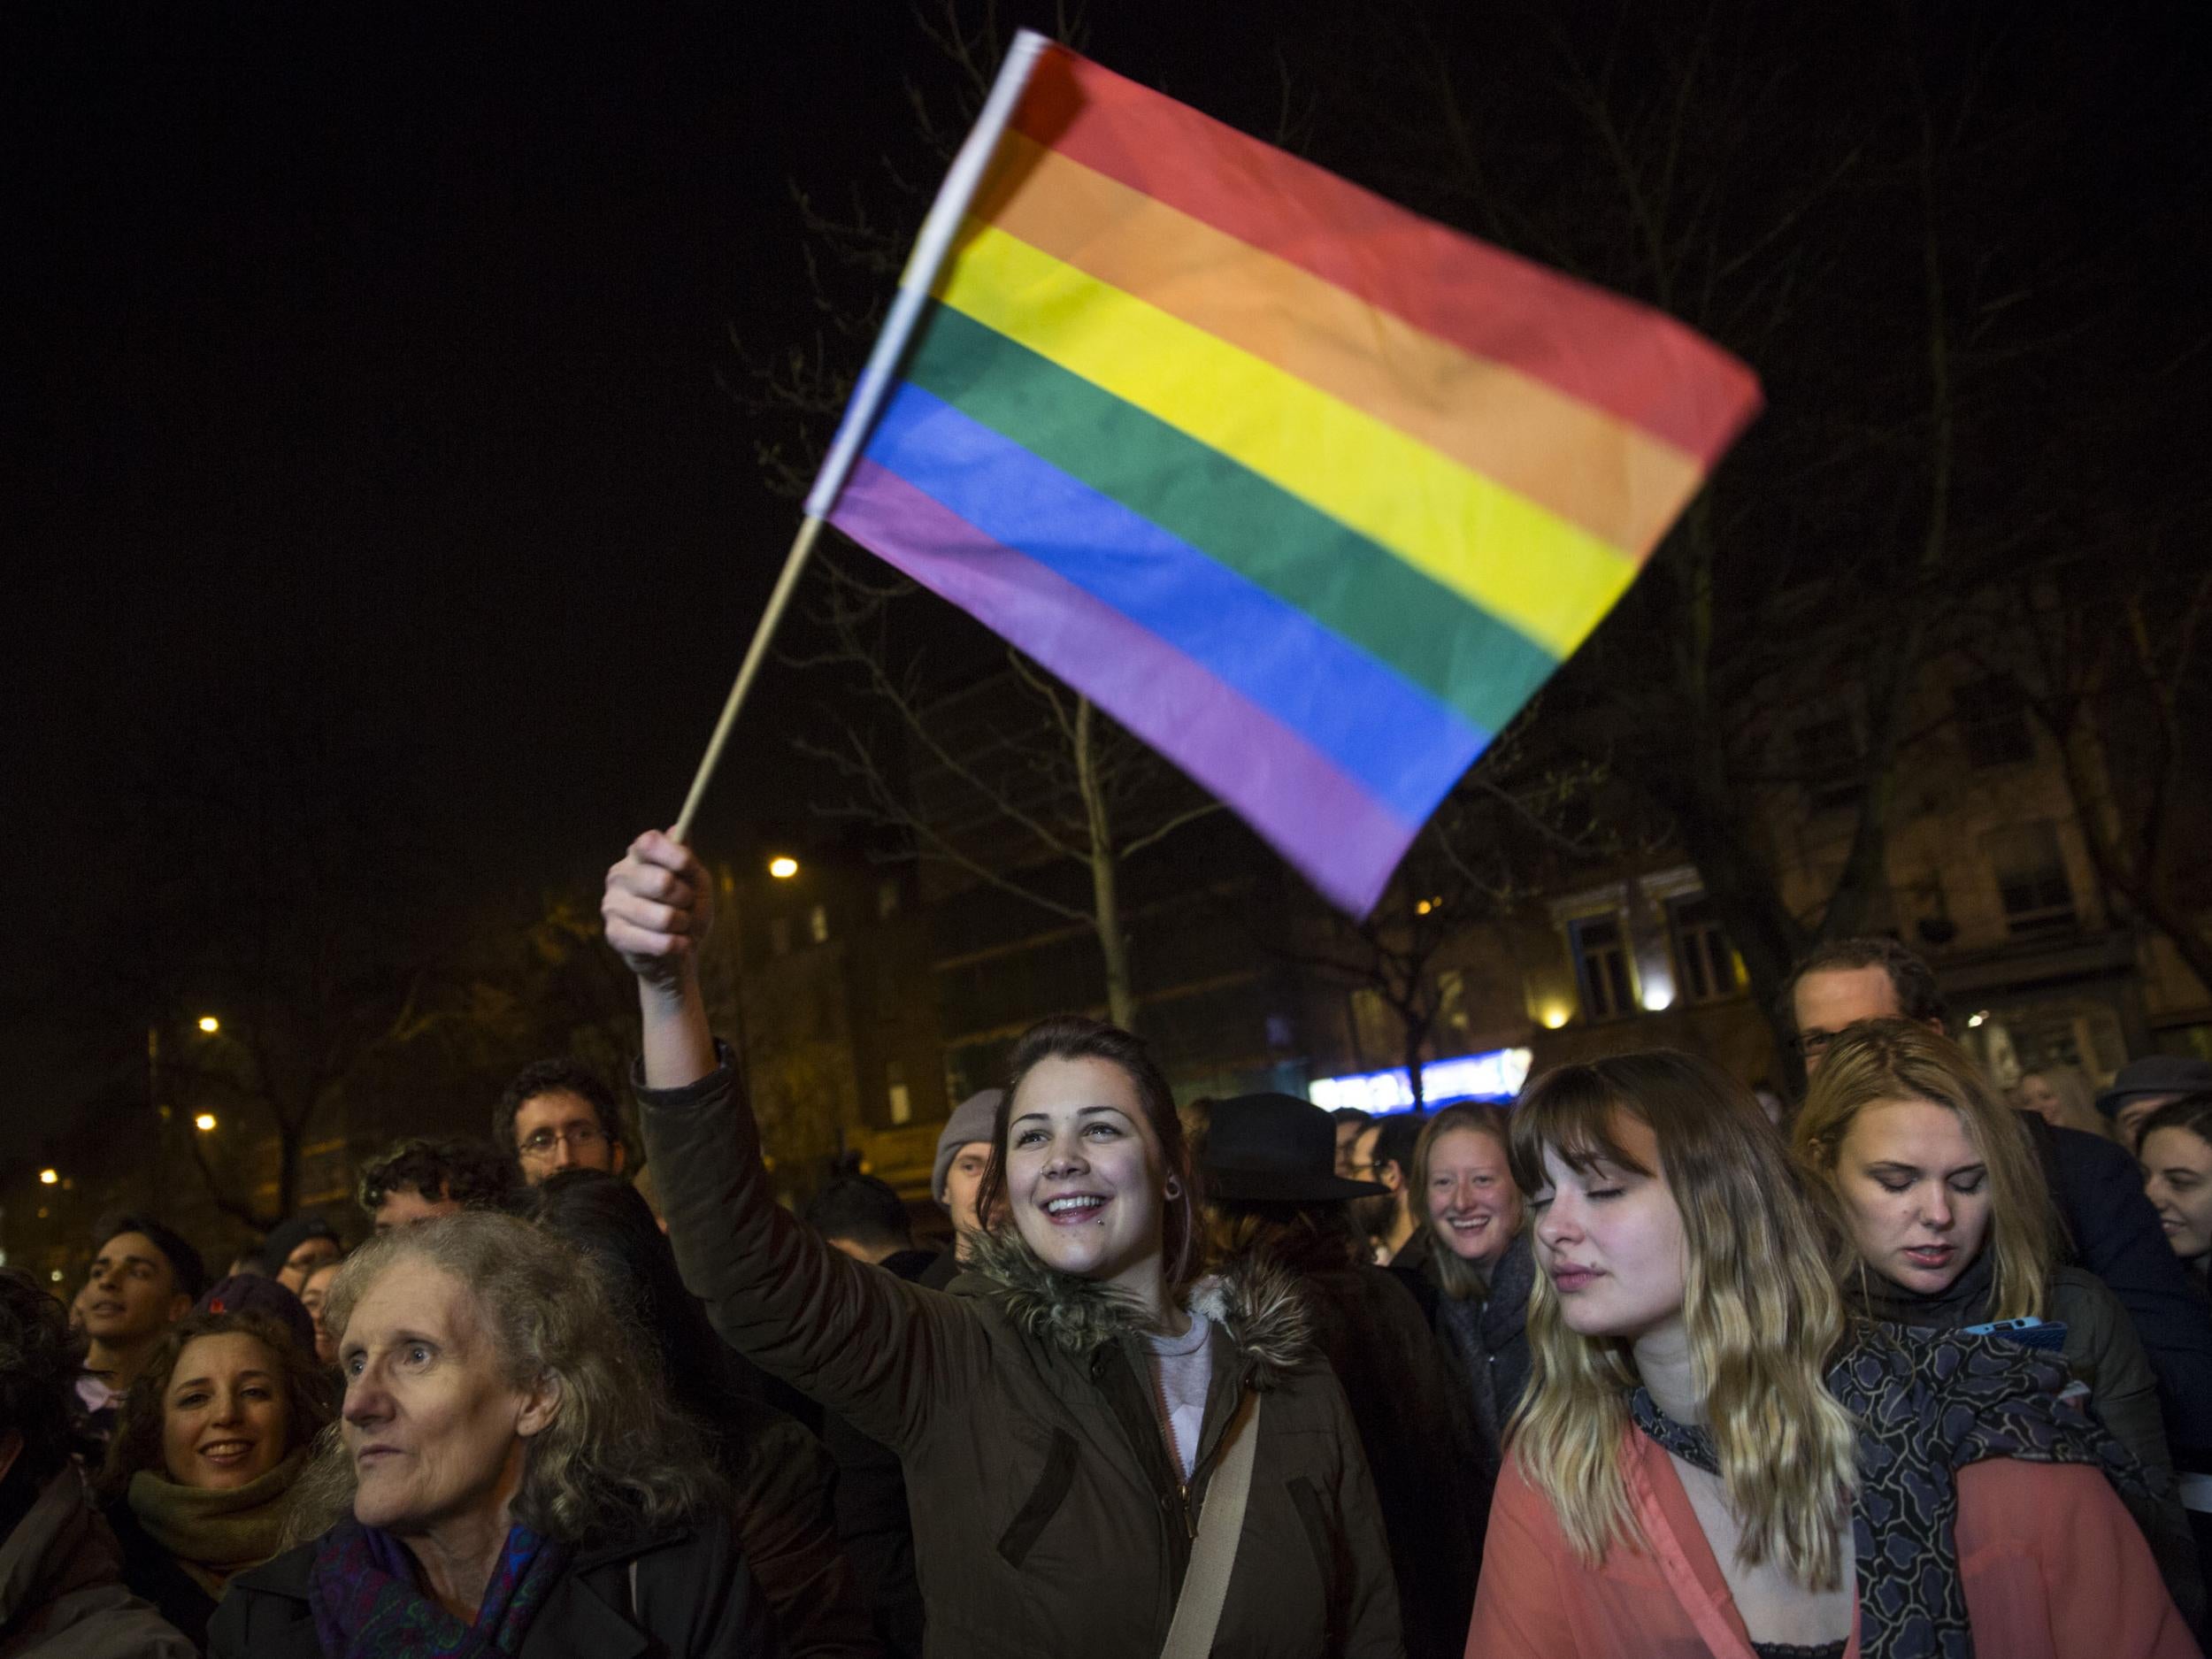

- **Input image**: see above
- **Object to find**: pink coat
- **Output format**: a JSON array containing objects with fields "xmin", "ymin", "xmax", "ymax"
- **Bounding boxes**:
[{"xmin": 1469, "ymin": 1430, "xmax": 2200, "ymax": 1659}]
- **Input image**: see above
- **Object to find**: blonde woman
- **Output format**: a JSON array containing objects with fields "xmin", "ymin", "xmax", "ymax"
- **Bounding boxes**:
[
  {"xmin": 1470, "ymin": 1049, "xmax": 2192, "ymax": 1659},
  {"xmin": 1795, "ymin": 1024, "xmax": 2187, "ymax": 1516},
  {"xmin": 2016, "ymin": 1064, "xmax": 2108, "ymax": 1140},
  {"xmin": 1408, "ymin": 1106, "xmax": 1530, "ymax": 1473}
]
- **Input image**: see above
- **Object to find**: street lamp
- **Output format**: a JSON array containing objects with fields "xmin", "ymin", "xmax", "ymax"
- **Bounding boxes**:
[
  {"xmin": 196, "ymin": 1015, "xmax": 220, "ymax": 1034},
  {"xmin": 768, "ymin": 856, "xmax": 799, "ymax": 879},
  {"xmin": 194, "ymin": 1112, "xmax": 218, "ymax": 1133},
  {"xmin": 38, "ymin": 1168, "xmax": 58, "ymax": 1186}
]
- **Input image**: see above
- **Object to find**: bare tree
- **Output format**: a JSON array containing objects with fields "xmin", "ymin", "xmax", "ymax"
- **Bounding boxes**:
[
  {"xmin": 1307, "ymin": 0, "xmax": 2130, "ymax": 1062},
  {"xmin": 789, "ymin": 556, "xmax": 1217, "ymax": 1029},
  {"xmin": 1987, "ymin": 555, "xmax": 2212, "ymax": 992}
]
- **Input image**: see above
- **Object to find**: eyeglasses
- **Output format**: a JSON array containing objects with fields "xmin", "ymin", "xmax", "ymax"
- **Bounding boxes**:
[{"xmin": 518, "ymin": 1124, "xmax": 611, "ymax": 1158}]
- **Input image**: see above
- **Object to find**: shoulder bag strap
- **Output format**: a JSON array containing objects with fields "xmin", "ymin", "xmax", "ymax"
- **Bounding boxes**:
[{"xmin": 1160, "ymin": 1391, "xmax": 1262, "ymax": 1659}]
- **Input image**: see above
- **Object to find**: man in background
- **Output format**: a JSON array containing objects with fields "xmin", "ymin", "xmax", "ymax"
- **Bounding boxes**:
[
  {"xmin": 1351, "ymin": 1114, "xmax": 1425, "ymax": 1264},
  {"xmin": 76, "ymin": 1215, "xmax": 206, "ymax": 1444},
  {"xmin": 357, "ymin": 1135, "xmax": 515, "ymax": 1230},
  {"xmin": 495, "ymin": 1056, "xmax": 627, "ymax": 1184}
]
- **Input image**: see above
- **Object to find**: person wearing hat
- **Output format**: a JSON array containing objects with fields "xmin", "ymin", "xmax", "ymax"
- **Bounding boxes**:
[
  {"xmin": 925, "ymin": 1088, "xmax": 1002, "ymax": 1290},
  {"xmin": 2105, "ymin": 1056, "xmax": 2212, "ymax": 1155},
  {"xmin": 253, "ymin": 1216, "xmax": 341, "ymax": 1296},
  {"xmin": 1197, "ymin": 1092, "xmax": 1485, "ymax": 1659}
]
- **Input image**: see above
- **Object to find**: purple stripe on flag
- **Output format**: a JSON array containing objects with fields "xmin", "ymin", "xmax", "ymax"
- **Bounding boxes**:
[{"xmin": 830, "ymin": 459, "xmax": 1424, "ymax": 913}]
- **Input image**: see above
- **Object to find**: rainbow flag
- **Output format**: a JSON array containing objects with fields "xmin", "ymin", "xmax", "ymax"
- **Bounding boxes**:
[{"xmin": 806, "ymin": 34, "xmax": 1760, "ymax": 914}]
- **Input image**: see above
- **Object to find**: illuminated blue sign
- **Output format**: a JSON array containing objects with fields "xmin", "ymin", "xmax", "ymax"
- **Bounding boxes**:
[{"xmin": 1308, "ymin": 1048, "xmax": 1532, "ymax": 1114}]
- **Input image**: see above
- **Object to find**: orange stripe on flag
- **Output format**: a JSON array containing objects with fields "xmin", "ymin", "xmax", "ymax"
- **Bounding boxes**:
[{"xmin": 974, "ymin": 133, "xmax": 1703, "ymax": 561}]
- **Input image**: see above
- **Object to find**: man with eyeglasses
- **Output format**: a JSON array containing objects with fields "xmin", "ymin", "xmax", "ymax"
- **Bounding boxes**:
[
  {"xmin": 1785, "ymin": 934, "xmax": 2212, "ymax": 1467},
  {"xmin": 495, "ymin": 1056, "xmax": 628, "ymax": 1185}
]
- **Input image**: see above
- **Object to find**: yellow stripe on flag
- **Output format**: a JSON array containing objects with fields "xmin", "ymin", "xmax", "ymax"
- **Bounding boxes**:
[{"xmin": 936, "ymin": 220, "xmax": 1638, "ymax": 659}]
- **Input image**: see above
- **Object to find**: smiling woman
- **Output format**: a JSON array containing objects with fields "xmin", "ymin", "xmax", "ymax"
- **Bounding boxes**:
[
  {"xmin": 97, "ymin": 1310, "xmax": 332, "ymax": 1650},
  {"xmin": 603, "ymin": 829, "xmax": 1402, "ymax": 1658},
  {"xmin": 205, "ymin": 1213, "xmax": 779, "ymax": 1659}
]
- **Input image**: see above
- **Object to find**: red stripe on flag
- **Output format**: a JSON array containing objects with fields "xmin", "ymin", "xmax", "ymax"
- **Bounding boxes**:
[{"xmin": 1010, "ymin": 47, "xmax": 1759, "ymax": 467}]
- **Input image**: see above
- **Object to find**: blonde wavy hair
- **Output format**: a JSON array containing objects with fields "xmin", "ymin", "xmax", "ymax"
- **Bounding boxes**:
[
  {"xmin": 1793, "ymin": 1018, "xmax": 2055, "ymax": 1322},
  {"xmin": 1507, "ymin": 1052, "xmax": 1858, "ymax": 1589},
  {"xmin": 1412, "ymin": 1105, "xmax": 1521, "ymax": 1301},
  {"xmin": 285, "ymin": 1211, "xmax": 724, "ymax": 1546}
]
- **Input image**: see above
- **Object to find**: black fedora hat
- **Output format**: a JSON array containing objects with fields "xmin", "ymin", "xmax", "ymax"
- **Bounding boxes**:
[{"xmin": 1200, "ymin": 1093, "xmax": 1389, "ymax": 1204}]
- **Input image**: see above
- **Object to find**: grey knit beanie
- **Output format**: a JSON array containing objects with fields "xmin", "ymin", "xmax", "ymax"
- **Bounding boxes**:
[{"xmin": 932, "ymin": 1089, "xmax": 1004, "ymax": 1208}]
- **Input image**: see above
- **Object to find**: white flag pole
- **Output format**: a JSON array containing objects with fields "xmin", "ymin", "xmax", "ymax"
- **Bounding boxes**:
[{"xmin": 670, "ymin": 29, "xmax": 1052, "ymax": 844}]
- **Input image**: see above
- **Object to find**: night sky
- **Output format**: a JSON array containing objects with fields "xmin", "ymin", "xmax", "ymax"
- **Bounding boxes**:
[
  {"xmin": 4, "ymin": 2, "xmax": 2203, "ymax": 1165},
  {"xmin": 0, "ymin": 2, "xmax": 1376, "ymax": 1161}
]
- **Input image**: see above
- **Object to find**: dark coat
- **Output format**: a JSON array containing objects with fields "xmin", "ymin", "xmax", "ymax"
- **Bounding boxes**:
[
  {"xmin": 1293, "ymin": 1263, "xmax": 1483, "ymax": 1659},
  {"xmin": 819, "ymin": 1253, "xmax": 943, "ymax": 1659},
  {"xmin": 0, "ymin": 1466, "xmax": 193, "ymax": 1659},
  {"xmin": 100, "ymin": 1501, "xmax": 215, "ymax": 1655},
  {"xmin": 713, "ymin": 1398, "xmax": 880, "ymax": 1659},
  {"xmin": 205, "ymin": 1515, "xmax": 780, "ymax": 1659},
  {"xmin": 1429, "ymin": 1233, "xmax": 1533, "ymax": 1476},
  {"xmin": 639, "ymin": 1056, "xmax": 1404, "ymax": 1659},
  {"xmin": 2032, "ymin": 1117, "xmax": 2212, "ymax": 1457}
]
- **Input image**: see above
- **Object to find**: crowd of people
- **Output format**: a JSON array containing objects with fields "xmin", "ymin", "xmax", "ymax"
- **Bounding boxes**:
[{"xmin": 4, "ymin": 833, "xmax": 2210, "ymax": 1657}]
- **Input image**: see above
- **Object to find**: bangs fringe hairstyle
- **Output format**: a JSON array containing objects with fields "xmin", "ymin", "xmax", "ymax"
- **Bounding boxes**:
[
  {"xmin": 979, "ymin": 1015, "xmax": 1203, "ymax": 1296},
  {"xmin": 1413, "ymin": 1104, "xmax": 1519, "ymax": 1301},
  {"xmin": 285, "ymin": 1211, "xmax": 724, "ymax": 1547},
  {"xmin": 1792, "ymin": 1019, "xmax": 2056, "ymax": 1322},
  {"xmin": 1507, "ymin": 1052, "xmax": 1857, "ymax": 1590}
]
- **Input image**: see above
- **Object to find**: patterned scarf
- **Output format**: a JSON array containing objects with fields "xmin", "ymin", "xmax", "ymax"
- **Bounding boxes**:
[
  {"xmin": 1628, "ymin": 1323, "xmax": 2144, "ymax": 1659},
  {"xmin": 306, "ymin": 1517, "xmax": 570, "ymax": 1659}
]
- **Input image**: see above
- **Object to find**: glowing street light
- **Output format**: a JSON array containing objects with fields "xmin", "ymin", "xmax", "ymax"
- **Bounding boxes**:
[
  {"xmin": 194, "ymin": 1112, "xmax": 219, "ymax": 1133},
  {"xmin": 1540, "ymin": 1003, "xmax": 1571, "ymax": 1031},
  {"xmin": 197, "ymin": 1015, "xmax": 221, "ymax": 1033},
  {"xmin": 768, "ymin": 856, "xmax": 799, "ymax": 879},
  {"xmin": 38, "ymin": 1168, "xmax": 58, "ymax": 1186}
]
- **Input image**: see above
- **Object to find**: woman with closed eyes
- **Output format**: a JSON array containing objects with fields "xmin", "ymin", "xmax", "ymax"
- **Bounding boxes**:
[{"xmin": 1469, "ymin": 1047, "xmax": 2195, "ymax": 1659}]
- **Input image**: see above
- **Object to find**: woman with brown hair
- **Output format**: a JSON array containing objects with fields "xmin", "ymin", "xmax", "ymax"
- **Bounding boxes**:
[
  {"xmin": 98, "ymin": 1310, "xmax": 333, "ymax": 1652},
  {"xmin": 604, "ymin": 829, "xmax": 1401, "ymax": 1658},
  {"xmin": 1470, "ymin": 1048, "xmax": 2193, "ymax": 1658}
]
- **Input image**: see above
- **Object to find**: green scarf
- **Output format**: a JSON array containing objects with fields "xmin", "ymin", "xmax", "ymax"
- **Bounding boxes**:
[{"xmin": 127, "ymin": 1448, "xmax": 309, "ymax": 1598}]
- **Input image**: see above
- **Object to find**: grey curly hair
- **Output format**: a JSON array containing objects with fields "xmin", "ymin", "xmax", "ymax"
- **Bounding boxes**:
[{"xmin": 286, "ymin": 1210, "xmax": 724, "ymax": 1545}]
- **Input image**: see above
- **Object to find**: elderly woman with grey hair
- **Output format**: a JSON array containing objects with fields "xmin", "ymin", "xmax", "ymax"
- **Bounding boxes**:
[{"xmin": 207, "ymin": 1212, "xmax": 779, "ymax": 1659}]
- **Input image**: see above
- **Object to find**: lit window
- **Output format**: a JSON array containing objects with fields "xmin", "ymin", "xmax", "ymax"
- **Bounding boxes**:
[
  {"xmin": 1668, "ymin": 896, "xmax": 1741, "ymax": 1002},
  {"xmin": 887, "ymin": 1061, "xmax": 911, "ymax": 1125},
  {"xmin": 809, "ymin": 903, "xmax": 831, "ymax": 945},
  {"xmin": 1571, "ymin": 915, "xmax": 1635, "ymax": 1021}
]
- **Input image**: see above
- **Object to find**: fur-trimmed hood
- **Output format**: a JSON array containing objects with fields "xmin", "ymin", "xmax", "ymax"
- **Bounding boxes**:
[{"xmin": 962, "ymin": 1228, "xmax": 1314, "ymax": 1387}]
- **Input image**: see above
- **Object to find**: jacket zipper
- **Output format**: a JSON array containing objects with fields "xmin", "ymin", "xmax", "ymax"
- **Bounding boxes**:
[{"xmin": 1147, "ymin": 1361, "xmax": 1196, "ymax": 1540}]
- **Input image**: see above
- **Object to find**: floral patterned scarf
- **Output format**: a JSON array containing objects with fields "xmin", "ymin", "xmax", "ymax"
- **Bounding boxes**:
[
  {"xmin": 1629, "ymin": 1322, "xmax": 2144, "ymax": 1659},
  {"xmin": 306, "ymin": 1518, "xmax": 570, "ymax": 1659}
]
